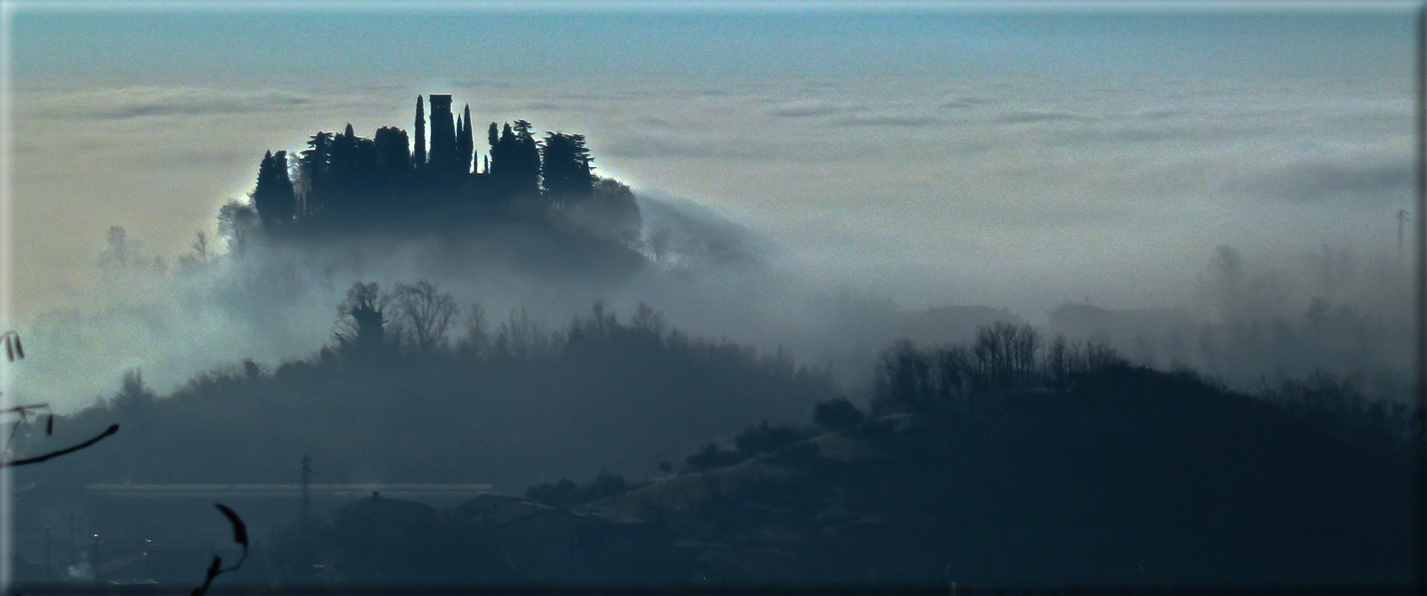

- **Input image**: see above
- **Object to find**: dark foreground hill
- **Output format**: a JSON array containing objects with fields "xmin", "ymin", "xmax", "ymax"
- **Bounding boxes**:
[
  {"xmin": 584, "ymin": 366, "xmax": 1415, "ymax": 588},
  {"xmin": 9, "ymin": 332, "xmax": 1415, "ymax": 589}
]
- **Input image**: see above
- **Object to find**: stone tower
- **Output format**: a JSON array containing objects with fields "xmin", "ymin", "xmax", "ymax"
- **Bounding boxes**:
[{"xmin": 427, "ymin": 94, "xmax": 456, "ymax": 173}]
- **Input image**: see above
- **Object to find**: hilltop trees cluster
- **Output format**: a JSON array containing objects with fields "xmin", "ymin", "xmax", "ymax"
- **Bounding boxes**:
[
  {"xmin": 868, "ymin": 322, "xmax": 1128, "ymax": 414},
  {"xmin": 246, "ymin": 95, "xmax": 637, "ymax": 244},
  {"xmin": 866, "ymin": 321, "xmax": 1412, "ymax": 456}
]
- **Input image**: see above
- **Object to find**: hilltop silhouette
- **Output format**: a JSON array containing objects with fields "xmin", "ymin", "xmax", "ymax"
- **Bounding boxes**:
[{"xmin": 239, "ymin": 95, "xmax": 641, "ymax": 259}]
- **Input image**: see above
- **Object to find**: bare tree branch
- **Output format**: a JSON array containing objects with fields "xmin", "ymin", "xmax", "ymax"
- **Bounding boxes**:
[{"xmin": 0, "ymin": 424, "xmax": 119, "ymax": 468}]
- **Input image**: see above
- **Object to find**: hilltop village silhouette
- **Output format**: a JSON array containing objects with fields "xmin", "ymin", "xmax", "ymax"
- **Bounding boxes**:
[{"xmin": 245, "ymin": 94, "xmax": 640, "ymax": 243}]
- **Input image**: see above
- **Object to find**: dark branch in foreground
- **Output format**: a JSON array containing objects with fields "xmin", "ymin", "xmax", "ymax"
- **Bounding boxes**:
[
  {"xmin": 0, "ymin": 403, "xmax": 50, "ymax": 417},
  {"xmin": 0, "ymin": 424, "xmax": 119, "ymax": 468},
  {"xmin": 192, "ymin": 503, "xmax": 248, "ymax": 596}
]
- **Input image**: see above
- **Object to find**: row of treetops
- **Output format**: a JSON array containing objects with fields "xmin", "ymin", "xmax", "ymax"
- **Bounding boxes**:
[{"xmin": 249, "ymin": 94, "xmax": 617, "ymax": 231}]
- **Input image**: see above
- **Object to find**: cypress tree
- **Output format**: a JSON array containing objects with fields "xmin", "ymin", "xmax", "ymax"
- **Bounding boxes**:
[
  {"xmin": 272, "ymin": 150, "xmax": 296, "ymax": 223},
  {"xmin": 455, "ymin": 112, "xmax": 464, "ymax": 157},
  {"xmin": 460, "ymin": 104, "xmax": 475, "ymax": 175},
  {"xmin": 414, "ymin": 95, "xmax": 427, "ymax": 169},
  {"xmin": 489, "ymin": 123, "xmax": 516, "ymax": 195},
  {"xmin": 253, "ymin": 150, "xmax": 296, "ymax": 228}
]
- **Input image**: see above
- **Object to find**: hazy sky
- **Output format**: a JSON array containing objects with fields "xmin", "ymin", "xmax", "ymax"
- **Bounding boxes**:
[{"xmin": 3, "ymin": 2, "xmax": 1417, "ymax": 327}]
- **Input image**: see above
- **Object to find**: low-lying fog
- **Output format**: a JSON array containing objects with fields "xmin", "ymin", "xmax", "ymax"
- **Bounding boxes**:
[{"xmin": 8, "ymin": 181, "xmax": 1414, "ymax": 414}]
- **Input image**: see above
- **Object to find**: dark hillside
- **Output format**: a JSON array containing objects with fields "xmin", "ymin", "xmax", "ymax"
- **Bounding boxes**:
[
  {"xmin": 591, "ymin": 366, "xmax": 1415, "ymax": 587},
  {"xmin": 12, "ymin": 305, "xmax": 837, "ymax": 494}
]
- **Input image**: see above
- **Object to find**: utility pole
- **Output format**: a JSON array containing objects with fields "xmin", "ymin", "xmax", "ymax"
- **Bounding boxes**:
[{"xmin": 1398, "ymin": 209, "xmax": 1411, "ymax": 264}]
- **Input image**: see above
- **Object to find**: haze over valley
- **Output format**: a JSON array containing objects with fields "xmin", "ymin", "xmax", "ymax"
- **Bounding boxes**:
[{"xmin": 1, "ymin": 4, "xmax": 1418, "ymax": 590}]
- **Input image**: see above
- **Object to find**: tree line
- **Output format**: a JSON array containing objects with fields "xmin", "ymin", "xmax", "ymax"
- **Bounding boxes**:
[
  {"xmin": 863, "ymin": 320, "xmax": 1413, "ymax": 456},
  {"xmin": 867, "ymin": 321, "xmax": 1127, "ymax": 414},
  {"xmin": 12, "ymin": 289, "xmax": 835, "ymax": 492}
]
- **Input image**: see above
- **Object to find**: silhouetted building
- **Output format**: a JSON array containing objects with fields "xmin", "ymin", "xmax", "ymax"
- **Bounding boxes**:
[{"xmin": 428, "ymin": 94, "xmax": 456, "ymax": 174}]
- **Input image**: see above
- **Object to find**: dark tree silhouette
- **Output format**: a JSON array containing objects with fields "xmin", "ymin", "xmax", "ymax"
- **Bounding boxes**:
[
  {"xmin": 98, "ymin": 226, "xmax": 129, "ymax": 270},
  {"xmin": 335, "ymin": 281, "xmax": 390, "ymax": 353},
  {"xmin": 490, "ymin": 122, "xmax": 513, "ymax": 193},
  {"xmin": 458, "ymin": 104, "xmax": 475, "ymax": 175},
  {"xmin": 251, "ymin": 150, "xmax": 296, "ymax": 228},
  {"xmin": 413, "ymin": 95, "xmax": 426, "ymax": 169},
  {"xmin": 511, "ymin": 120, "xmax": 541, "ymax": 198},
  {"xmin": 541, "ymin": 132, "xmax": 595, "ymax": 200},
  {"xmin": 872, "ymin": 340, "xmax": 935, "ymax": 412},
  {"xmin": 324, "ymin": 125, "xmax": 380, "ymax": 216},
  {"xmin": 374, "ymin": 126, "xmax": 413, "ymax": 186},
  {"xmin": 298, "ymin": 131, "xmax": 333, "ymax": 216}
]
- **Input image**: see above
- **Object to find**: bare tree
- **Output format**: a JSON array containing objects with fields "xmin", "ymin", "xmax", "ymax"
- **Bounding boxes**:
[
  {"xmin": 630, "ymin": 302, "xmax": 666, "ymax": 337},
  {"xmin": 494, "ymin": 306, "xmax": 552, "ymax": 360},
  {"xmin": 1009, "ymin": 324, "xmax": 1041, "ymax": 389},
  {"xmin": 1081, "ymin": 340, "xmax": 1126, "ymax": 372},
  {"xmin": 190, "ymin": 231, "xmax": 210, "ymax": 265},
  {"xmin": 99, "ymin": 226, "xmax": 129, "ymax": 270},
  {"xmin": 1044, "ymin": 334, "xmax": 1072, "ymax": 389},
  {"xmin": 972, "ymin": 322, "xmax": 1012, "ymax": 391},
  {"xmin": 217, "ymin": 200, "xmax": 259, "ymax": 258},
  {"xmin": 871, "ymin": 339, "xmax": 933, "ymax": 412},
  {"xmin": 931, "ymin": 344, "xmax": 973, "ymax": 401},
  {"xmin": 456, "ymin": 302, "xmax": 490, "ymax": 357},
  {"xmin": 388, "ymin": 281, "xmax": 459, "ymax": 352},
  {"xmin": 972, "ymin": 322, "xmax": 1040, "ymax": 391}
]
